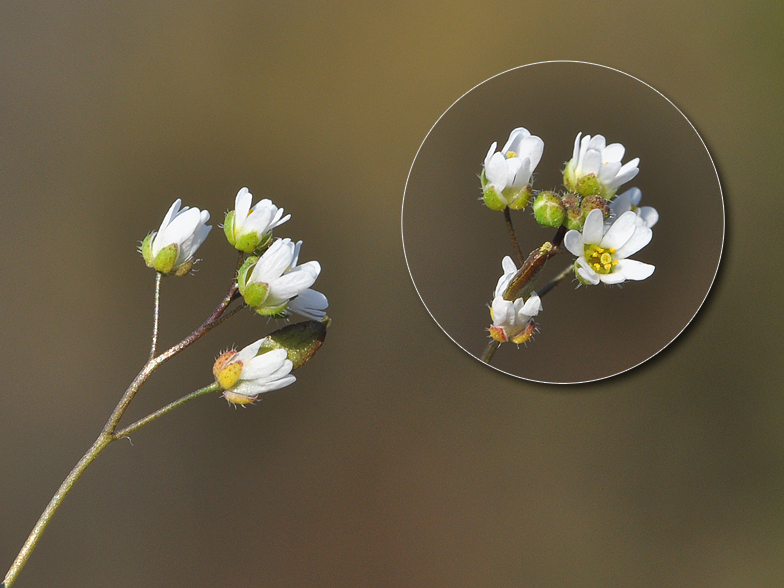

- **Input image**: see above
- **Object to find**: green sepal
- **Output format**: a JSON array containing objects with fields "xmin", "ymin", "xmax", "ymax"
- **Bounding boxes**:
[
  {"xmin": 479, "ymin": 168, "xmax": 489, "ymax": 190},
  {"xmin": 141, "ymin": 234, "xmax": 154, "ymax": 267},
  {"xmin": 482, "ymin": 186, "xmax": 507, "ymax": 211},
  {"xmin": 223, "ymin": 211, "xmax": 236, "ymax": 247},
  {"xmin": 243, "ymin": 281, "xmax": 269, "ymax": 308},
  {"xmin": 573, "ymin": 261, "xmax": 593, "ymax": 286},
  {"xmin": 235, "ymin": 230, "xmax": 261, "ymax": 253},
  {"xmin": 575, "ymin": 173, "xmax": 601, "ymax": 198},
  {"xmin": 507, "ymin": 185, "xmax": 533, "ymax": 211},
  {"xmin": 259, "ymin": 320, "xmax": 328, "ymax": 370},
  {"xmin": 153, "ymin": 244, "xmax": 178, "ymax": 275},
  {"xmin": 252, "ymin": 300, "xmax": 288, "ymax": 317},
  {"xmin": 236, "ymin": 256, "xmax": 258, "ymax": 294}
]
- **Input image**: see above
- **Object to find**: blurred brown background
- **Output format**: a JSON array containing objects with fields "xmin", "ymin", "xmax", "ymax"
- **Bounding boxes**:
[{"xmin": 0, "ymin": 2, "xmax": 781, "ymax": 587}]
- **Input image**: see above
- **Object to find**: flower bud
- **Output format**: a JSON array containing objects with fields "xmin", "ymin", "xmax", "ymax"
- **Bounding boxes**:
[
  {"xmin": 581, "ymin": 194, "xmax": 610, "ymax": 221},
  {"xmin": 224, "ymin": 188, "xmax": 290, "ymax": 254},
  {"xmin": 213, "ymin": 340, "xmax": 296, "ymax": 405},
  {"xmin": 561, "ymin": 193, "xmax": 584, "ymax": 231},
  {"xmin": 532, "ymin": 191, "xmax": 564, "ymax": 228}
]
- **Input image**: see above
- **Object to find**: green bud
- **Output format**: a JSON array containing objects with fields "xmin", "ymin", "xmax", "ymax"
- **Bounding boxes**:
[
  {"xmin": 507, "ymin": 185, "xmax": 533, "ymax": 211},
  {"xmin": 259, "ymin": 320, "xmax": 328, "ymax": 370},
  {"xmin": 532, "ymin": 191, "xmax": 564, "ymax": 228},
  {"xmin": 581, "ymin": 194, "xmax": 610, "ymax": 220},
  {"xmin": 482, "ymin": 185, "xmax": 507, "ymax": 211},
  {"xmin": 561, "ymin": 193, "xmax": 584, "ymax": 230},
  {"xmin": 575, "ymin": 173, "xmax": 601, "ymax": 198}
]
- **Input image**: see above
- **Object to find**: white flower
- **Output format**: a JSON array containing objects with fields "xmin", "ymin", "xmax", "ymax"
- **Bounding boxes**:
[
  {"xmin": 489, "ymin": 293, "xmax": 542, "ymax": 344},
  {"xmin": 564, "ymin": 209, "xmax": 654, "ymax": 285},
  {"xmin": 214, "ymin": 340, "xmax": 296, "ymax": 405},
  {"xmin": 608, "ymin": 187, "xmax": 658, "ymax": 228},
  {"xmin": 239, "ymin": 238, "xmax": 322, "ymax": 316},
  {"xmin": 143, "ymin": 199, "xmax": 212, "ymax": 275},
  {"xmin": 494, "ymin": 255, "xmax": 519, "ymax": 298},
  {"xmin": 564, "ymin": 133, "xmax": 639, "ymax": 198},
  {"xmin": 482, "ymin": 127, "xmax": 544, "ymax": 209},
  {"xmin": 225, "ymin": 187, "xmax": 290, "ymax": 253}
]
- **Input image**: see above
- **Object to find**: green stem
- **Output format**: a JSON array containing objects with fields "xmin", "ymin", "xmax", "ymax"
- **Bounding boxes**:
[
  {"xmin": 480, "ymin": 339, "xmax": 501, "ymax": 364},
  {"xmin": 150, "ymin": 272, "xmax": 162, "ymax": 360},
  {"xmin": 114, "ymin": 383, "xmax": 221, "ymax": 440}
]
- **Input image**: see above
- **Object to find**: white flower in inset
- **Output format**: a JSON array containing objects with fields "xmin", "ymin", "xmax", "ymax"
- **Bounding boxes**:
[
  {"xmin": 224, "ymin": 187, "xmax": 291, "ymax": 253},
  {"xmin": 564, "ymin": 133, "xmax": 640, "ymax": 198},
  {"xmin": 609, "ymin": 187, "xmax": 658, "ymax": 228},
  {"xmin": 482, "ymin": 127, "xmax": 544, "ymax": 210},
  {"xmin": 238, "ymin": 238, "xmax": 322, "ymax": 316},
  {"xmin": 494, "ymin": 256, "xmax": 519, "ymax": 298},
  {"xmin": 564, "ymin": 209, "xmax": 654, "ymax": 286},
  {"xmin": 142, "ymin": 199, "xmax": 212, "ymax": 276},
  {"xmin": 213, "ymin": 340, "xmax": 296, "ymax": 405},
  {"xmin": 489, "ymin": 293, "xmax": 542, "ymax": 344}
]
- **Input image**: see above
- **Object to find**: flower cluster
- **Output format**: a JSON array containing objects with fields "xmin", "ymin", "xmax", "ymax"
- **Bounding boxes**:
[
  {"xmin": 141, "ymin": 187, "xmax": 329, "ymax": 401},
  {"xmin": 479, "ymin": 129, "xmax": 658, "ymax": 353}
]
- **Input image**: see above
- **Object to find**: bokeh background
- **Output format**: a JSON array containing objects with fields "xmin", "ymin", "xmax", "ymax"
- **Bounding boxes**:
[
  {"xmin": 0, "ymin": 2, "xmax": 781, "ymax": 587},
  {"xmin": 403, "ymin": 62, "xmax": 724, "ymax": 383}
]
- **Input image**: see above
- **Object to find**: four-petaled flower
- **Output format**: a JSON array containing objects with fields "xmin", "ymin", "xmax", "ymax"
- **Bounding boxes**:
[
  {"xmin": 238, "ymin": 238, "xmax": 323, "ymax": 317},
  {"xmin": 609, "ymin": 187, "xmax": 658, "ymax": 228},
  {"xmin": 489, "ymin": 293, "xmax": 542, "ymax": 344},
  {"xmin": 565, "ymin": 209, "xmax": 655, "ymax": 285},
  {"xmin": 213, "ymin": 339, "xmax": 296, "ymax": 405},
  {"xmin": 564, "ymin": 133, "xmax": 640, "ymax": 198},
  {"xmin": 142, "ymin": 199, "xmax": 212, "ymax": 276},
  {"xmin": 482, "ymin": 127, "xmax": 544, "ymax": 210},
  {"xmin": 224, "ymin": 187, "xmax": 291, "ymax": 253}
]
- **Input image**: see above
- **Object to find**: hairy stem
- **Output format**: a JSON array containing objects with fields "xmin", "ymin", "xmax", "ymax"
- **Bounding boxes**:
[
  {"xmin": 150, "ymin": 272, "xmax": 162, "ymax": 360},
  {"xmin": 503, "ymin": 208, "xmax": 525, "ymax": 266}
]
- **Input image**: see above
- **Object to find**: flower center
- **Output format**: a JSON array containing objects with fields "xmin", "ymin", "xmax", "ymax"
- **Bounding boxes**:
[
  {"xmin": 585, "ymin": 245, "xmax": 618, "ymax": 274},
  {"xmin": 505, "ymin": 151, "xmax": 517, "ymax": 159}
]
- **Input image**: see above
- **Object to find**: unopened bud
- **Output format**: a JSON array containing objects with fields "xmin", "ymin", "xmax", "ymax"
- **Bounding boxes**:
[
  {"xmin": 581, "ymin": 194, "xmax": 610, "ymax": 220},
  {"xmin": 562, "ymin": 193, "xmax": 584, "ymax": 230},
  {"xmin": 532, "ymin": 191, "xmax": 564, "ymax": 228}
]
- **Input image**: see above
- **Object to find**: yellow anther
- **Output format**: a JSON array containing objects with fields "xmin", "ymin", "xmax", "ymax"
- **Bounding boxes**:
[
  {"xmin": 597, "ymin": 248, "xmax": 604, "ymax": 253},
  {"xmin": 609, "ymin": 247, "xmax": 616, "ymax": 253},
  {"xmin": 593, "ymin": 263, "xmax": 601, "ymax": 270},
  {"xmin": 604, "ymin": 263, "xmax": 611, "ymax": 270},
  {"xmin": 506, "ymin": 151, "xmax": 517, "ymax": 159},
  {"xmin": 592, "ymin": 251, "xmax": 599, "ymax": 258},
  {"xmin": 612, "ymin": 260, "xmax": 618, "ymax": 266}
]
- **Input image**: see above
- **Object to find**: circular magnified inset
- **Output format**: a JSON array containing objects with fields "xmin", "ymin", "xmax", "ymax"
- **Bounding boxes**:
[{"xmin": 401, "ymin": 62, "xmax": 724, "ymax": 384}]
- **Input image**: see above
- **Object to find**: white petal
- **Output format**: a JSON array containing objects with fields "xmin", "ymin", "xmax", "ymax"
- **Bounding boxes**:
[
  {"xmin": 598, "ymin": 271, "xmax": 627, "ymax": 285},
  {"xmin": 572, "ymin": 133, "xmax": 582, "ymax": 161},
  {"xmin": 251, "ymin": 239, "xmax": 295, "ymax": 282},
  {"xmin": 614, "ymin": 226, "xmax": 652, "ymax": 259},
  {"xmin": 520, "ymin": 294, "xmax": 542, "ymax": 317},
  {"xmin": 580, "ymin": 148, "xmax": 602, "ymax": 176},
  {"xmin": 234, "ymin": 339, "xmax": 265, "ymax": 363},
  {"xmin": 638, "ymin": 206, "xmax": 658, "ymax": 228},
  {"xmin": 234, "ymin": 188, "xmax": 252, "ymax": 231},
  {"xmin": 582, "ymin": 209, "xmax": 605, "ymax": 245},
  {"xmin": 575, "ymin": 258, "xmax": 600, "ymax": 285},
  {"xmin": 484, "ymin": 142, "xmax": 498, "ymax": 167},
  {"xmin": 268, "ymin": 265, "xmax": 319, "ymax": 300},
  {"xmin": 615, "ymin": 259, "xmax": 655, "ymax": 281},
  {"xmin": 484, "ymin": 152, "xmax": 509, "ymax": 189},
  {"xmin": 242, "ymin": 348, "xmax": 290, "ymax": 380},
  {"xmin": 501, "ymin": 256, "xmax": 517, "ymax": 276},
  {"xmin": 288, "ymin": 289, "xmax": 329, "ymax": 319},
  {"xmin": 518, "ymin": 136, "xmax": 544, "ymax": 172},
  {"xmin": 492, "ymin": 297, "xmax": 514, "ymax": 327},
  {"xmin": 564, "ymin": 229, "xmax": 584, "ymax": 257},
  {"xmin": 602, "ymin": 143, "xmax": 625, "ymax": 163},
  {"xmin": 600, "ymin": 211, "xmax": 637, "ymax": 250}
]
